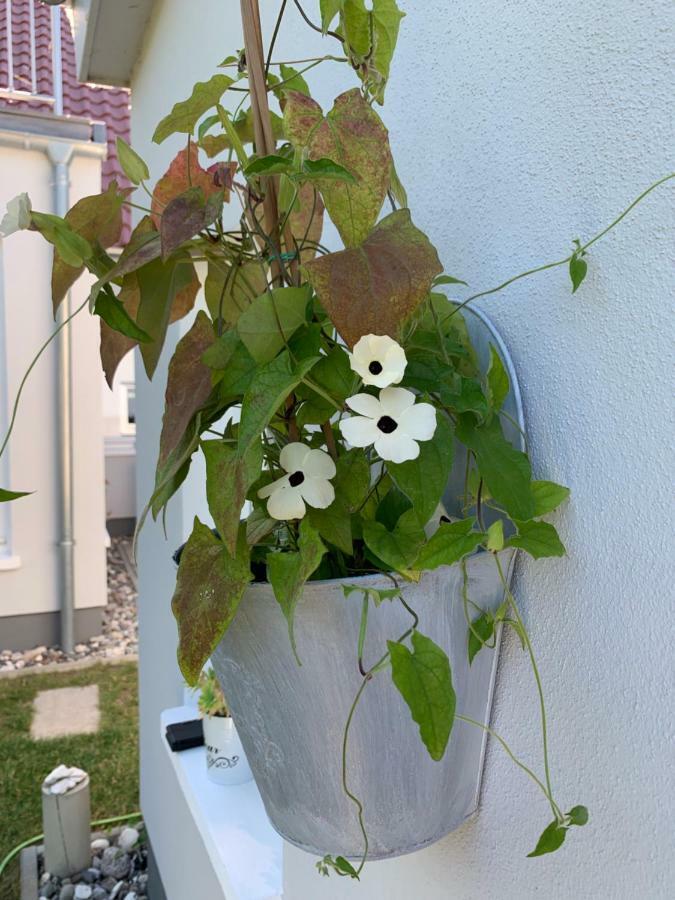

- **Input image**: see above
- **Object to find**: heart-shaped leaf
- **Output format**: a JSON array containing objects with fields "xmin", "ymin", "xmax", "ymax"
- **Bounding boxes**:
[
  {"xmin": 203, "ymin": 438, "xmax": 262, "ymax": 556},
  {"xmin": 0, "ymin": 487, "xmax": 33, "ymax": 502},
  {"xmin": 116, "ymin": 137, "xmax": 150, "ymax": 184},
  {"xmin": 151, "ymin": 145, "xmax": 228, "ymax": 230},
  {"xmin": 153, "ymin": 74, "xmax": 234, "ymax": 144},
  {"xmin": 284, "ymin": 89, "xmax": 391, "ymax": 247},
  {"xmin": 304, "ymin": 208, "xmax": 442, "ymax": 346},
  {"xmin": 507, "ymin": 520, "xmax": 566, "ymax": 559},
  {"xmin": 413, "ymin": 518, "xmax": 485, "ymax": 571},
  {"xmin": 159, "ymin": 186, "xmax": 223, "ymax": 260},
  {"xmin": 527, "ymin": 820, "xmax": 568, "ymax": 857},
  {"xmin": 171, "ymin": 518, "xmax": 251, "ymax": 684},
  {"xmin": 388, "ymin": 630, "xmax": 456, "ymax": 761}
]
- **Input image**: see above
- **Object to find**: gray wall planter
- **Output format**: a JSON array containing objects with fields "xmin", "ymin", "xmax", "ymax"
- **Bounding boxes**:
[{"xmin": 212, "ymin": 308, "xmax": 525, "ymax": 859}]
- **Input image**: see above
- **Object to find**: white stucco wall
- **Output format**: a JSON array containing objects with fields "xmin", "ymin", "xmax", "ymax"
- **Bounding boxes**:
[
  {"xmin": 131, "ymin": 1, "xmax": 674, "ymax": 897},
  {"xmin": 0, "ymin": 143, "xmax": 107, "ymax": 619}
]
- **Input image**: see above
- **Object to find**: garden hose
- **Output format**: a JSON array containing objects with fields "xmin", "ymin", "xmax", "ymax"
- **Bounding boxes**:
[{"xmin": 0, "ymin": 810, "xmax": 142, "ymax": 880}]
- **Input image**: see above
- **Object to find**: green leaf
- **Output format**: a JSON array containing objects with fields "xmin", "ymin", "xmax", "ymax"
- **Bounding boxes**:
[
  {"xmin": 203, "ymin": 332, "xmax": 258, "ymax": 399},
  {"xmin": 297, "ymin": 346, "xmax": 353, "ymax": 423},
  {"xmin": 46, "ymin": 182, "xmax": 124, "ymax": 314},
  {"xmin": 433, "ymin": 274, "xmax": 467, "ymax": 287},
  {"xmin": 388, "ymin": 630, "xmax": 456, "ymax": 761},
  {"xmin": 304, "ymin": 208, "xmax": 442, "ymax": 347},
  {"xmin": 0, "ymin": 487, "xmax": 32, "ymax": 502},
  {"xmin": 204, "ymin": 258, "xmax": 266, "ymax": 327},
  {"xmin": 94, "ymin": 288, "xmax": 152, "ymax": 343},
  {"xmin": 531, "ymin": 480, "xmax": 570, "ymax": 516},
  {"xmin": 135, "ymin": 255, "xmax": 200, "ymax": 379},
  {"xmin": 31, "ymin": 211, "xmax": 92, "ymax": 268},
  {"xmin": 362, "ymin": 509, "xmax": 425, "ymax": 572},
  {"xmin": 171, "ymin": 518, "xmax": 251, "ymax": 684},
  {"xmin": 439, "ymin": 376, "xmax": 488, "ymax": 419},
  {"xmin": 388, "ymin": 413, "xmax": 453, "ymax": 526},
  {"xmin": 244, "ymin": 155, "xmax": 294, "ymax": 178},
  {"xmin": 320, "ymin": 0, "xmax": 342, "ymax": 32},
  {"xmin": 567, "ymin": 805, "xmax": 589, "ymax": 827},
  {"xmin": 527, "ymin": 820, "xmax": 567, "ymax": 858},
  {"xmin": 569, "ymin": 253, "xmax": 587, "ymax": 293},
  {"xmin": 369, "ymin": 0, "xmax": 406, "ymax": 101},
  {"xmin": 268, "ymin": 519, "xmax": 326, "ymax": 661},
  {"xmin": 456, "ymin": 414, "xmax": 535, "ymax": 522},
  {"xmin": 413, "ymin": 518, "xmax": 485, "ymax": 571},
  {"xmin": 284, "ymin": 89, "xmax": 391, "ymax": 247},
  {"xmin": 236, "ymin": 286, "xmax": 310, "ymax": 363},
  {"xmin": 486, "ymin": 519, "xmax": 504, "ymax": 552},
  {"xmin": 486, "ymin": 344, "xmax": 509, "ymax": 411},
  {"xmin": 334, "ymin": 857, "xmax": 358, "ymax": 878},
  {"xmin": 468, "ymin": 612, "xmax": 494, "ymax": 665},
  {"xmin": 308, "ymin": 497, "xmax": 352, "ymax": 555},
  {"xmin": 0, "ymin": 192, "xmax": 32, "ymax": 236},
  {"xmin": 300, "ymin": 158, "xmax": 356, "ymax": 183},
  {"xmin": 334, "ymin": 449, "xmax": 371, "ymax": 511},
  {"xmin": 153, "ymin": 74, "xmax": 234, "ymax": 143},
  {"xmin": 278, "ymin": 64, "xmax": 310, "ymax": 96},
  {"xmin": 203, "ymin": 439, "xmax": 262, "ymax": 555},
  {"xmin": 238, "ymin": 351, "xmax": 319, "ymax": 455},
  {"xmin": 159, "ymin": 187, "xmax": 223, "ymax": 260},
  {"xmin": 507, "ymin": 520, "xmax": 566, "ymax": 559},
  {"xmin": 158, "ymin": 311, "xmax": 215, "ymax": 465},
  {"xmin": 116, "ymin": 137, "xmax": 150, "ymax": 184}
]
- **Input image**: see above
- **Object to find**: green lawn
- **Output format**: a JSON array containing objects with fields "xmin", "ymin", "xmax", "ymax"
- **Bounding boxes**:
[{"xmin": 0, "ymin": 662, "xmax": 139, "ymax": 900}]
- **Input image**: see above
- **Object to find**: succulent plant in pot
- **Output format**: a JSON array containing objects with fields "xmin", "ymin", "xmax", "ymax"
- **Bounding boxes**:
[
  {"xmin": 1, "ymin": 0, "xmax": 671, "ymax": 880},
  {"xmin": 198, "ymin": 667, "xmax": 252, "ymax": 786}
]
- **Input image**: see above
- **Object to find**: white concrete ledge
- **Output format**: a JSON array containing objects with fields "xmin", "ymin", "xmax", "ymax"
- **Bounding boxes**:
[{"xmin": 160, "ymin": 706, "xmax": 283, "ymax": 900}]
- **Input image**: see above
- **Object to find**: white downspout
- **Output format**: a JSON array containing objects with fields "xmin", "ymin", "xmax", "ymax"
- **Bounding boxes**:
[{"xmin": 49, "ymin": 5, "xmax": 75, "ymax": 654}]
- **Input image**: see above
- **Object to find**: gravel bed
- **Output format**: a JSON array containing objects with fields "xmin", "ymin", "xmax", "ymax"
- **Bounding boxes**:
[
  {"xmin": 36, "ymin": 825, "xmax": 147, "ymax": 900},
  {"xmin": 0, "ymin": 538, "xmax": 138, "ymax": 673}
]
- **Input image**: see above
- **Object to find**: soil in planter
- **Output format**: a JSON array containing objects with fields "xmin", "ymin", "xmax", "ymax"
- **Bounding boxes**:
[{"xmin": 35, "ymin": 823, "xmax": 147, "ymax": 900}]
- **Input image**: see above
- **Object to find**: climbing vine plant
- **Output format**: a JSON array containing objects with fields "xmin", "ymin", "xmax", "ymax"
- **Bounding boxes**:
[{"xmin": 1, "ymin": 0, "xmax": 672, "ymax": 878}]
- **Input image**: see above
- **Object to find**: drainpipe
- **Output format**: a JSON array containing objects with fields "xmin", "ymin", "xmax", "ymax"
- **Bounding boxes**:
[{"xmin": 50, "ymin": 5, "xmax": 75, "ymax": 654}]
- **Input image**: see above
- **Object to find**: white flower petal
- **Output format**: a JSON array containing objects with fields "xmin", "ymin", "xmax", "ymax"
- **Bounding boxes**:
[
  {"xmin": 399, "ymin": 402, "xmax": 437, "ymax": 442},
  {"xmin": 374, "ymin": 432, "xmax": 420, "ymax": 463},
  {"xmin": 350, "ymin": 335, "xmax": 407, "ymax": 388},
  {"xmin": 300, "ymin": 477, "xmax": 335, "ymax": 509},
  {"xmin": 339, "ymin": 415, "xmax": 381, "ymax": 447},
  {"xmin": 345, "ymin": 392, "xmax": 382, "ymax": 419},
  {"xmin": 280, "ymin": 442, "xmax": 311, "ymax": 474},
  {"xmin": 258, "ymin": 474, "xmax": 290, "ymax": 499},
  {"xmin": 267, "ymin": 485, "xmax": 306, "ymax": 520},
  {"xmin": 378, "ymin": 386, "xmax": 416, "ymax": 417},
  {"xmin": 304, "ymin": 448, "xmax": 337, "ymax": 479}
]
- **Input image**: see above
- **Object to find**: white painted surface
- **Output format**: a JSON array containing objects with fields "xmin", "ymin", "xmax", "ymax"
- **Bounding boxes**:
[
  {"xmin": 162, "ymin": 706, "xmax": 282, "ymax": 899},
  {"xmin": 0, "ymin": 142, "xmax": 107, "ymax": 618},
  {"xmin": 127, "ymin": 0, "xmax": 674, "ymax": 898}
]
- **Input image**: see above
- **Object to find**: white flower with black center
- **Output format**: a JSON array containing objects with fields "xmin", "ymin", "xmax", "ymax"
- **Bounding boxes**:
[
  {"xmin": 349, "ymin": 334, "xmax": 407, "ymax": 388},
  {"xmin": 258, "ymin": 442, "xmax": 336, "ymax": 520},
  {"xmin": 339, "ymin": 387, "xmax": 437, "ymax": 463}
]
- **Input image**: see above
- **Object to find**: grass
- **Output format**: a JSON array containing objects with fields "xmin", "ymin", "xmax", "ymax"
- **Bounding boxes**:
[{"xmin": 0, "ymin": 662, "xmax": 139, "ymax": 900}]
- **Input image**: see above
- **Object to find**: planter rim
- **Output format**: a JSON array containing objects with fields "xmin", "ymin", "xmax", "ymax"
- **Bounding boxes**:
[{"xmin": 244, "ymin": 546, "xmax": 513, "ymax": 594}]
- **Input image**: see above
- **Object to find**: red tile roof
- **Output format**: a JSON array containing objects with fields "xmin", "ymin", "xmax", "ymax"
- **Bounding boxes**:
[{"xmin": 0, "ymin": 1, "xmax": 132, "ymax": 243}]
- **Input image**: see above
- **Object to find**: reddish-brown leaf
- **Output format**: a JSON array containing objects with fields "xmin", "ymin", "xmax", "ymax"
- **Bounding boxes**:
[
  {"xmin": 303, "ymin": 208, "xmax": 443, "ymax": 347},
  {"xmin": 284, "ymin": 89, "xmax": 391, "ymax": 247},
  {"xmin": 52, "ymin": 181, "xmax": 123, "ymax": 314},
  {"xmin": 158, "ymin": 311, "xmax": 215, "ymax": 465},
  {"xmin": 151, "ymin": 144, "xmax": 226, "ymax": 230},
  {"xmin": 288, "ymin": 181, "xmax": 325, "ymax": 262}
]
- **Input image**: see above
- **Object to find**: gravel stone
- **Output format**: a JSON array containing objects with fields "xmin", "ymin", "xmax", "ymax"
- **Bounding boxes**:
[
  {"xmin": 0, "ymin": 539, "xmax": 137, "ymax": 671},
  {"xmin": 74, "ymin": 886, "xmax": 92, "ymax": 900},
  {"xmin": 91, "ymin": 889, "xmax": 108, "ymax": 900},
  {"xmin": 101, "ymin": 847, "xmax": 131, "ymax": 880},
  {"xmin": 117, "ymin": 827, "xmax": 139, "ymax": 852},
  {"xmin": 59, "ymin": 887, "xmax": 75, "ymax": 900},
  {"xmin": 91, "ymin": 837, "xmax": 110, "ymax": 853}
]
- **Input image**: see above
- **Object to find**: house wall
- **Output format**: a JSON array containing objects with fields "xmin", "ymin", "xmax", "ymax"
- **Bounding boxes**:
[
  {"xmin": 0, "ymin": 138, "xmax": 108, "ymax": 644},
  {"xmin": 131, "ymin": 1, "xmax": 673, "ymax": 898}
]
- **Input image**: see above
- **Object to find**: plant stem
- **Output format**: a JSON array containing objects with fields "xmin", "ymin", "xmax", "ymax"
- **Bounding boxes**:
[
  {"xmin": 441, "ymin": 172, "xmax": 675, "ymax": 325},
  {"xmin": 265, "ymin": 0, "xmax": 287, "ymax": 77},
  {"xmin": 0, "ymin": 296, "xmax": 89, "ymax": 461},
  {"xmin": 291, "ymin": 0, "xmax": 344, "ymax": 43},
  {"xmin": 494, "ymin": 553, "xmax": 561, "ymax": 822}
]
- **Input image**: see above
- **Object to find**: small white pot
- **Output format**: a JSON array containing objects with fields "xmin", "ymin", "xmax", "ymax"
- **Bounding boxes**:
[{"xmin": 202, "ymin": 715, "xmax": 253, "ymax": 786}]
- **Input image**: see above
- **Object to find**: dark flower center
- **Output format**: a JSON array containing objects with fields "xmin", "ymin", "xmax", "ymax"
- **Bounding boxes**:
[
  {"xmin": 288, "ymin": 470, "xmax": 305, "ymax": 487},
  {"xmin": 377, "ymin": 415, "xmax": 398, "ymax": 434},
  {"xmin": 368, "ymin": 360, "xmax": 383, "ymax": 375}
]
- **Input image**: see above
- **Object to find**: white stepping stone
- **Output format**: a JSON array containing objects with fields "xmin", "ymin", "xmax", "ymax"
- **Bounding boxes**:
[{"xmin": 30, "ymin": 685, "xmax": 100, "ymax": 740}]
